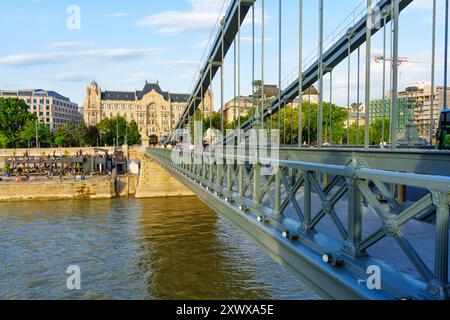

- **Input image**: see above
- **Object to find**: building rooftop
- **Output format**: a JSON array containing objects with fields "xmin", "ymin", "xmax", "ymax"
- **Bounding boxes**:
[
  {"xmin": 97, "ymin": 81, "xmax": 189, "ymax": 103},
  {"xmin": 0, "ymin": 89, "xmax": 72, "ymax": 102}
]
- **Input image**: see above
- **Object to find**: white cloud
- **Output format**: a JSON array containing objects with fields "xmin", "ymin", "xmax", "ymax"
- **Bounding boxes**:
[
  {"xmin": 136, "ymin": 0, "xmax": 228, "ymax": 35},
  {"xmin": 0, "ymin": 48, "xmax": 165, "ymax": 66},
  {"xmin": 49, "ymin": 41, "xmax": 94, "ymax": 49},
  {"xmin": 45, "ymin": 72, "xmax": 94, "ymax": 83},
  {"xmin": 106, "ymin": 13, "xmax": 129, "ymax": 18}
]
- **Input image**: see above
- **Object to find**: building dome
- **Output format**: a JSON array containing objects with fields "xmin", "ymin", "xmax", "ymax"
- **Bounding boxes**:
[
  {"xmin": 304, "ymin": 86, "xmax": 318, "ymax": 95},
  {"xmin": 90, "ymin": 80, "xmax": 98, "ymax": 88}
]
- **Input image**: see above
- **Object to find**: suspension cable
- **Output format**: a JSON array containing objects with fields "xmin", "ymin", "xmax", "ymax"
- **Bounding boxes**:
[
  {"xmin": 346, "ymin": 32, "xmax": 351, "ymax": 145},
  {"xmin": 209, "ymin": 62, "xmax": 213, "ymax": 143},
  {"xmin": 252, "ymin": 4, "xmax": 256, "ymax": 127},
  {"xmin": 298, "ymin": 0, "xmax": 303, "ymax": 147},
  {"xmin": 261, "ymin": 0, "xmax": 265, "ymax": 129},
  {"xmin": 308, "ymin": 93, "xmax": 311, "ymax": 145},
  {"xmin": 233, "ymin": 40, "xmax": 237, "ymax": 130},
  {"xmin": 283, "ymin": 100, "xmax": 286, "ymax": 144},
  {"xmin": 329, "ymin": 70, "xmax": 333, "ymax": 144},
  {"xmin": 238, "ymin": 0, "xmax": 242, "ymax": 129},
  {"xmin": 430, "ymin": 0, "xmax": 436, "ymax": 145},
  {"xmin": 388, "ymin": 4, "xmax": 394, "ymax": 146},
  {"xmin": 318, "ymin": 0, "xmax": 324, "ymax": 147},
  {"xmin": 364, "ymin": 0, "xmax": 372, "ymax": 149},
  {"xmin": 357, "ymin": 46, "xmax": 361, "ymax": 145},
  {"xmin": 221, "ymin": 19, "xmax": 225, "ymax": 136},
  {"xmin": 278, "ymin": 0, "xmax": 282, "ymax": 131},
  {"xmin": 382, "ymin": 11, "xmax": 387, "ymax": 146},
  {"xmin": 391, "ymin": 0, "xmax": 400, "ymax": 148},
  {"xmin": 444, "ymin": 0, "xmax": 449, "ymax": 111}
]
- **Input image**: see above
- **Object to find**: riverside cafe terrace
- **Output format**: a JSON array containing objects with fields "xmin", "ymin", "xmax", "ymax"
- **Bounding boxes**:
[{"xmin": 2, "ymin": 148, "xmax": 125, "ymax": 181}]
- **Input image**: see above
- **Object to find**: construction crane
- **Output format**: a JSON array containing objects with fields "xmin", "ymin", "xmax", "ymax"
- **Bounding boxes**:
[{"xmin": 373, "ymin": 55, "xmax": 436, "ymax": 65}]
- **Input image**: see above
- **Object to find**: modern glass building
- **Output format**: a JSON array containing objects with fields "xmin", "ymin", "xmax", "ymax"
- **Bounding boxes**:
[{"xmin": 0, "ymin": 89, "xmax": 82, "ymax": 131}]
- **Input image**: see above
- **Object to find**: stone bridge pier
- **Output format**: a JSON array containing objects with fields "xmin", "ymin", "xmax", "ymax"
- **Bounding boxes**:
[{"xmin": 135, "ymin": 154, "xmax": 194, "ymax": 198}]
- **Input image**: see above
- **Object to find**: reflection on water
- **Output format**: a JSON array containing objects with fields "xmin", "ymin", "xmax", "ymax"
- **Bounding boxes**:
[{"xmin": 0, "ymin": 197, "xmax": 319, "ymax": 300}]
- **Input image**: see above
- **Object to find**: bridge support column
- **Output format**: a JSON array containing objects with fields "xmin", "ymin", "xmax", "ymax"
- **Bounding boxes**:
[
  {"xmin": 343, "ymin": 177, "xmax": 365, "ymax": 257},
  {"xmin": 427, "ymin": 191, "xmax": 450, "ymax": 299}
]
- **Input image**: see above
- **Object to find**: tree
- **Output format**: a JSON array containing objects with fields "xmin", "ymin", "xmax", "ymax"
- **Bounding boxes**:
[
  {"xmin": 0, "ymin": 98, "xmax": 35, "ymax": 147},
  {"xmin": 97, "ymin": 116, "xmax": 140, "ymax": 146},
  {"xmin": 127, "ymin": 120, "xmax": 141, "ymax": 145},
  {"xmin": 348, "ymin": 119, "xmax": 390, "ymax": 145},
  {"xmin": 19, "ymin": 119, "xmax": 54, "ymax": 148},
  {"xmin": 74, "ymin": 122, "xmax": 88, "ymax": 146},
  {"xmin": 271, "ymin": 102, "xmax": 348, "ymax": 145},
  {"xmin": 85, "ymin": 125, "xmax": 100, "ymax": 146},
  {"xmin": 54, "ymin": 120, "xmax": 77, "ymax": 147}
]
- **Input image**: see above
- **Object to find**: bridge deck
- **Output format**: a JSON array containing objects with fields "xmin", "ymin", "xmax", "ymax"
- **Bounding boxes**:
[{"xmin": 147, "ymin": 148, "xmax": 450, "ymax": 300}]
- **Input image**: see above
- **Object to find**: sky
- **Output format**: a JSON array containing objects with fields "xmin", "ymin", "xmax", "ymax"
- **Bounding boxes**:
[{"xmin": 0, "ymin": 0, "xmax": 448, "ymax": 110}]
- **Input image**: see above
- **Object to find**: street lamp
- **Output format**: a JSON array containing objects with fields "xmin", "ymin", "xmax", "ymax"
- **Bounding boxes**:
[
  {"xmin": 35, "ymin": 116, "xmax": 43, "ymax": 148},
  {"xmin": 399, "ymin": 86, "xmax": 424, "ymax": 146}
]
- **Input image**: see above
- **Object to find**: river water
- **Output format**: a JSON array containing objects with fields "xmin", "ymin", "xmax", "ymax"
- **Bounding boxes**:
[{"xmin": 0, "ymin": 197, "xmax": 319, "ymax": 300}]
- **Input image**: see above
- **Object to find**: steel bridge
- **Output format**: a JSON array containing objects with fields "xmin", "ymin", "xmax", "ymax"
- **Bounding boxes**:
[{"xmin": 146, "ymin": 0, "xmax": 450, "ymax": 300}]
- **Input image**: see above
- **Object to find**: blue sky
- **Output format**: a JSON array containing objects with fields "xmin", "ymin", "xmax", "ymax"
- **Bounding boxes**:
[{"xmin": 0, "ymin": 0, "xmax": 447, "ymax": 109}]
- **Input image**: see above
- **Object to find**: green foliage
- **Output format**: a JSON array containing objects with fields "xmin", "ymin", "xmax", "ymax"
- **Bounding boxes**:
[
  {"xmin": 128, "ymin": 120, "xmax": 141, "ymax": 145},
  {"xmin": 270, "ymin": 102, "xmax": 348, "ymax": 145},
  {"xmin": 18, "ymin": 119, "xmax": 54, "ymax": 147},
  {"xmin": 0, "ymin": 132, "xmax": 9, "ymax": 148},
  {"xmin": 347, "ymin": 119, "xmax": 390, "ymax": 145},
  {"xmin": 54, "ymin": 120, "xmax": 77, "ymax": 147},
  {"xmin": 0, "ymin": 98, "xmax": 36, "ymax": 147},
  {"xmin": 97, "ymin": 116, "xmax": 141, "ymax": 146}
]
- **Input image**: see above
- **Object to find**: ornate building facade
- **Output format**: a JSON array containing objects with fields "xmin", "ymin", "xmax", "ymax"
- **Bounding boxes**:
[{"xmin": 83, "ymin": 81, "xmax": 212, "ymax": 145}]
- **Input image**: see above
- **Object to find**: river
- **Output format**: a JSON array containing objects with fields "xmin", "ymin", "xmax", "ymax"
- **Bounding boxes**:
[{"xmin": 0, "ymin": 197, "xmax": 319, "ymax": 300}]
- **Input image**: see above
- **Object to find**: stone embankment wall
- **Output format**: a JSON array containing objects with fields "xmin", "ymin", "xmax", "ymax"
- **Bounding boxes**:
[{"xmin": 0, "ymin": 176, "xmax": 116, "ymax": 201}]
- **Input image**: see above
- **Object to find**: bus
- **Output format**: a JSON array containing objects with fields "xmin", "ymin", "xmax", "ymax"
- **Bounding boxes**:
[{"xmin": 437, "ymin": 109, "xmax": 450, "ymax": 150}]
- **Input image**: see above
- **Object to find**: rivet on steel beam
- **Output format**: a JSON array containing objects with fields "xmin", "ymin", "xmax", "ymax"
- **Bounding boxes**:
[
  {"xmin": 282, "ymin": 231, "xmax": 299, "ymax": 240},
  {"xmin": 257, "ymin": 216, "xmax": 269, "ymax": 223},
  {"xmin": 239, "ymin": 205, "xmax": 248, "ymax": 211},
  {"xmin": 322, "ymin": 253, "xmax": 332, "ymax": 264}
]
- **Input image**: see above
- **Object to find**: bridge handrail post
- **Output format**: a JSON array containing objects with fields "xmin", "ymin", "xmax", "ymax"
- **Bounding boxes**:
[{"xmin": 427, "ymin": 191, "xmax": 450, "ymax": 299}]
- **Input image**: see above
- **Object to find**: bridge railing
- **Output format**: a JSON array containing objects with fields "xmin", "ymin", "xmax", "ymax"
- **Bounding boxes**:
[{"xmin": 148, "ymin": 147, "xmax": 450, "ymax": 299}]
